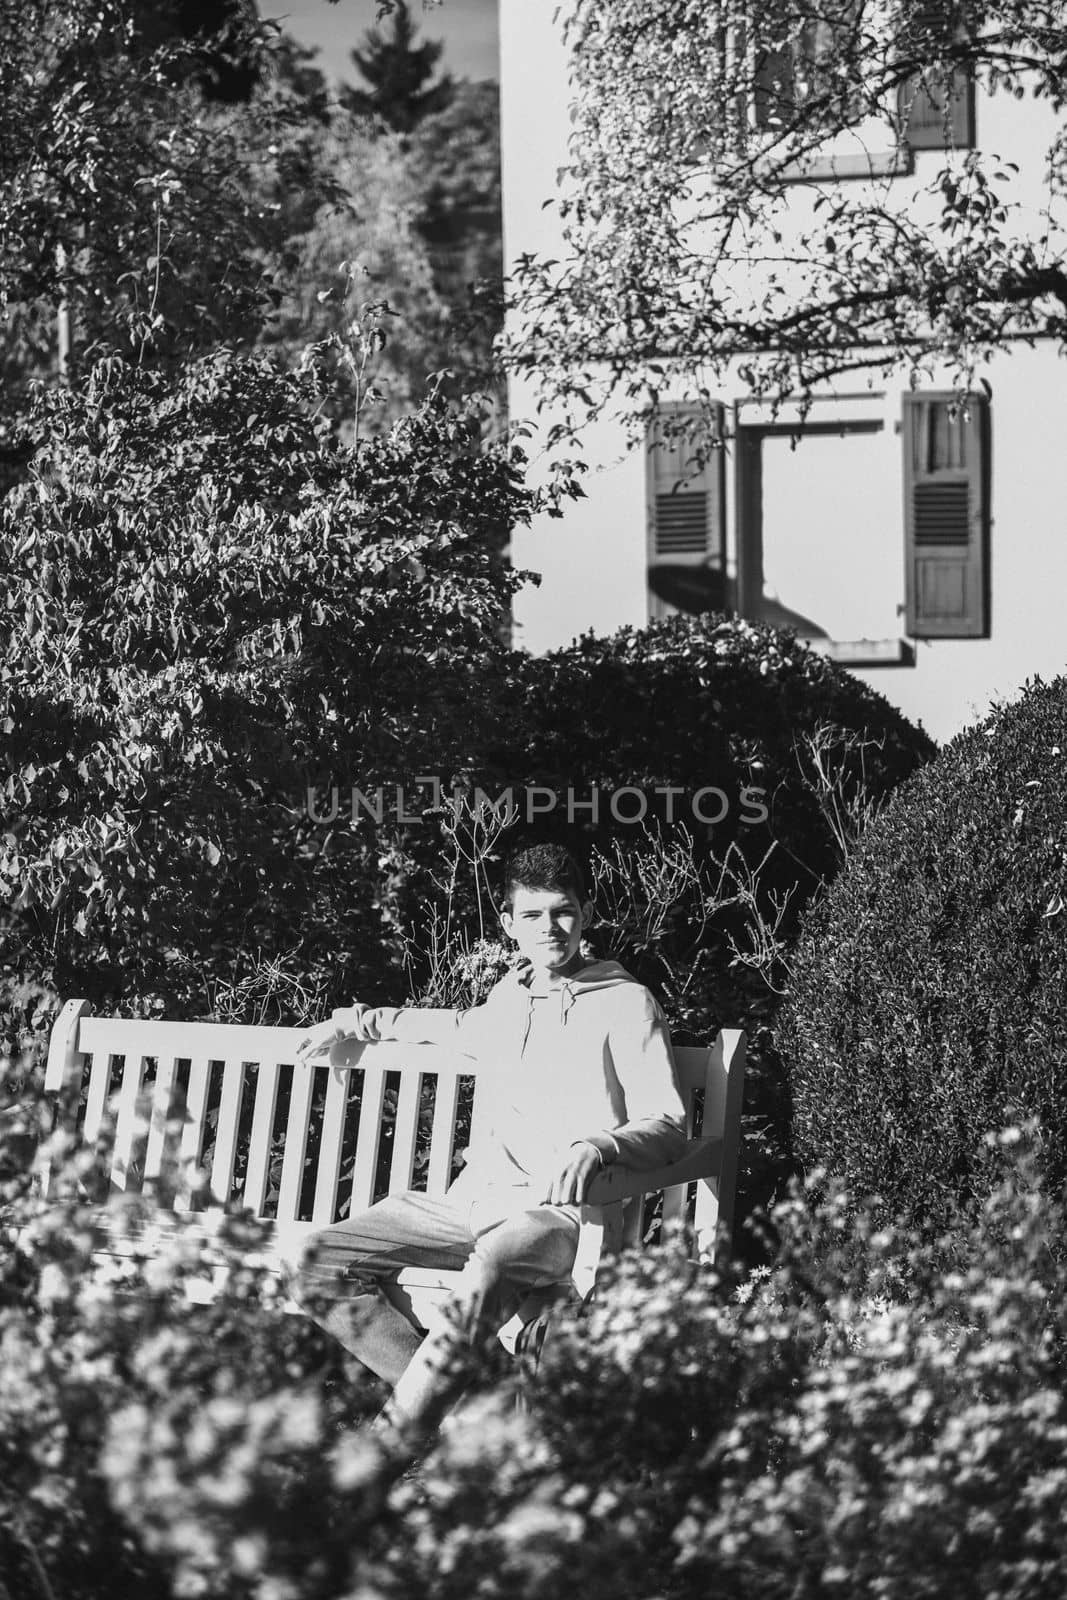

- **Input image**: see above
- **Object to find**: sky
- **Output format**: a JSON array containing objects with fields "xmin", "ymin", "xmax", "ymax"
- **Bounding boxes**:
[{"xmin": 267, "ymin": 0, "xmax": 500, "ymax": 83}]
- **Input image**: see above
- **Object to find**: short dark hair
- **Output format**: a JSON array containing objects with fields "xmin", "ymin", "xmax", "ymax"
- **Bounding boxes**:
[{"xmin": 500, "ymin": 843, "xmax": 587, "ymax": 911}]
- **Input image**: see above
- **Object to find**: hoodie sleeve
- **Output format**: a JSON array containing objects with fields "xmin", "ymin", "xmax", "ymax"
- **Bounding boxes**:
[
  {"xmin": 340, "ymin": 972, "xmax": 518, "ymax": 1055},
  {"xmin": 583, "ymin": 985, "xmax": 689, "ymax": 1170},
  {"xmin": 361, "ymin": 1004, "xmax": 466, "ymax": 1048}
]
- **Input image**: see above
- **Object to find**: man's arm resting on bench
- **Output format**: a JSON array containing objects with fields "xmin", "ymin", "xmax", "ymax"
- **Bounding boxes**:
[
  {"xmin": 297, "ymin": 1001, "xmax": 464, "ymax": 1061},
  {"xmin": 582, "ymin": 1136, "xmax": 724, "ymax": 1206}
]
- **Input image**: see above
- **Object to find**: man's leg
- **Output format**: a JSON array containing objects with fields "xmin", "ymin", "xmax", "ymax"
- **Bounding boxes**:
[
  {"xmin": 384, "ymin": 1203, "xmax": 580, "ymax": 1434},
  {"xmin": 291, "ymin": 1192, "xmax": 477, "ymax": 1384}
]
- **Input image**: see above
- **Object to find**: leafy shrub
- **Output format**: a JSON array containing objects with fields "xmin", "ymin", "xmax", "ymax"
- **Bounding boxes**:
[
  {"xmin": 0, "ymin": 350, "xmax": 539, "ymax": 1043},
  {"xmin": 9, "ymin": 1063, "xmax": 1067, "ymax": 1600},
  {"xmin": 523, "ymin": 615, "xmax": 931, "ymax": 863},
  {"xmin": 502, "ymin": 614, "xmax": 936, "ymax": 1013},
  {"xmin": 393, "ymin": 612, "xmax": 934, "ymax": 1057},
  {"xmin": 0, "ymin": 394, "xmax": 933, "ymax": 1055},
  {"xmin": 1, "ymin": 1057, "xmax": 384, "ymax": 1600},
  {"xmin": 777, "ymin": 674, "xmax": 1067, "ymax": 1238}
]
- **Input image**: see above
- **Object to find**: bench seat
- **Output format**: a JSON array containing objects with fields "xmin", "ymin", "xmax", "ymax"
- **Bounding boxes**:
[{"xmin": 42, "ymin": 1000, "xmax": 746, "ymax": 1336}]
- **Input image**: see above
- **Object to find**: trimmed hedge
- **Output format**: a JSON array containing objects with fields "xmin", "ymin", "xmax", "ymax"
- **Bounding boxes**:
[
  {"xmin": 778, "ymin": 674, "xmax": 1067, "ymax": 1235},
  {"xmin": 467, "ymin": 613, "xmax": 937, "ymax": 1023},
  {"xmin": 514, "ymin": 613, "xmax": 934, "ymax": 878}
]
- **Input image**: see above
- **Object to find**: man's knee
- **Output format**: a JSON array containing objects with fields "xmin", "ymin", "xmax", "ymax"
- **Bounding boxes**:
[
  {"xmin": 288, "ymin": 1227, "xmax": 331, "ymax": 1308},
  {"xmin": 472, "ymin": 1207, "xmax": 580, "ymax": 1293},
  {"xmin": 289, "ymin": 1225, "xmax": 382, "ymax": 1308}
]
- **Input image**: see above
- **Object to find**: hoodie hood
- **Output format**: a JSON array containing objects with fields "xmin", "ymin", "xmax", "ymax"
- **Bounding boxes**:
[
  {"xmin": 512, "ymin": 956, "xmax": 636, "ymax": 996},
  {"xmin": 505, "ymin": 957, "xmax": 639, "ymax": 1052}
]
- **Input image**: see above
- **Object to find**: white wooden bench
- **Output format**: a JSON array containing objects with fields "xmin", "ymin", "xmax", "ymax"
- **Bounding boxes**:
[{"xmin": 41, "ymin": 999, "xmax": 746, "ymax": 1338}]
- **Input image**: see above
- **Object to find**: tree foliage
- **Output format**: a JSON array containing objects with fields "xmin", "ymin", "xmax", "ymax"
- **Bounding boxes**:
[
  {"xmin": 507, "ymin": 0, "xmax": 1067, "ymax": 429},
  {"xmin": 0, "ymin": 0, "xmax": 502, "ymax": 433},
  {"xmin": 261, "ymin": 83, "xmax": 503, "ymax": 429},
  {"xmin": 127, "ymin": 0, "xmax": 265, "ymax": 102},
  {"xmin": 0, "ymin": 0, "xmax": 341, "ymax": 393},
  {"xmin": 0, "ymin": 348, "xmax": 540, "ymax": 1033}
]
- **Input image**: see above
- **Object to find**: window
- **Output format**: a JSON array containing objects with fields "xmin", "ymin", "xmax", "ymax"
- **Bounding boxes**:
[
  {"xmin": 732, "ymin": 399, "xmax": 914, "ymax": 664},
  {"xmin": 747, "ymin": 4, "xmax": 974, "ymax": 157},
  {"xmin": 747, "ymin": 3, "xmax": 911, "ymax": 179},
  {"xmin": 646, "ymin": 403, "xmax": 726, "ymax": 622},
  {"xmin": 902, "ymin": 393, "xmax": 991, "ymax": 638},
  {"xmin": 751, "ymin": 3, "xmax": 859, "ymax": 132}
]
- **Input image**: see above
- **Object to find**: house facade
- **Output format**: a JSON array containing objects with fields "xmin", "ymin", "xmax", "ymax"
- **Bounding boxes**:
[{"xmin": 499, "ymin": 2, "xmax": 1067, "ymax": 744}]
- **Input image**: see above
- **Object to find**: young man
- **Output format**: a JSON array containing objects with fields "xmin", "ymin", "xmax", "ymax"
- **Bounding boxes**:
[{"xmin": 292, "ymin": 842, "xmax": 687, "ymax": 1443}]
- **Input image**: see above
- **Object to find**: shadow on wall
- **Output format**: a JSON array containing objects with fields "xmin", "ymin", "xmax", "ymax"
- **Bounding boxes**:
[{"xmin": 648, "ymin": 561, "xmax": 829, "ymax": 638}]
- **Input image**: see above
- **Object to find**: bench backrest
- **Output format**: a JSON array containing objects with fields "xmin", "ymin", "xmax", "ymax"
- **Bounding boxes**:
[{"xmin": 43, "ymin": 999, "xmax": 746, "ymax": 1250}]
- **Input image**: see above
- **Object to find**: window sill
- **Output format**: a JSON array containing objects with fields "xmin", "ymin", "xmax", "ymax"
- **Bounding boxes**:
[
  {"xmin": 804, "ymin": 637, "xmax": 916, "ymax": 668},
  {"xmin": 777, "ymin": 146, "xmax": 914, "ymax": 183}
]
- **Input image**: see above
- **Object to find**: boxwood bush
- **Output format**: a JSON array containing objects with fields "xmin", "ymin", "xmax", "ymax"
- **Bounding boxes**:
[{"xmin": 777, "ymin": 674, "xmax": 1067, "ymax": 1238}]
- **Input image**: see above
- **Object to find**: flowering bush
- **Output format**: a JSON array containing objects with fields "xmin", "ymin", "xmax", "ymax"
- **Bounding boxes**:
[{"xmin": 9, "ymin": 1040, "xmax": 1067, "ymax": 1600}]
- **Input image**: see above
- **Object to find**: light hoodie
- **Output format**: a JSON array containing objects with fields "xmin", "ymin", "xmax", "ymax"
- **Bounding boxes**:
[{"xmin": 362, "ymin": 959, "xmax": 688, "ymax": 1198}]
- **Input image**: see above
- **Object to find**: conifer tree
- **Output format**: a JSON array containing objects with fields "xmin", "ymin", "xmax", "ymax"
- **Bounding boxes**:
[{"xmin": 341, "ymin": 0, "xmax": 455, "ymax": 134}]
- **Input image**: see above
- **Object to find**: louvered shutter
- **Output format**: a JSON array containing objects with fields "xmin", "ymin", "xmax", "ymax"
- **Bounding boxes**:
[
  {"xmin": 901, "ymin": 71, "xmax": 973, "ymax": 147},
  {"xmin": 903, "ymin": 393, "xmax": 990, "ymax": 639},
  {"xmin": 754, "ymin": 39, "xmax": 795, "ymax": 130},
  {"xmin": 899, "ymin": 8, "xmax": 974, "ymax": 148},
  {"xmin": 646, "ymin": 403, "xmax": 726, "ymax": 622}
]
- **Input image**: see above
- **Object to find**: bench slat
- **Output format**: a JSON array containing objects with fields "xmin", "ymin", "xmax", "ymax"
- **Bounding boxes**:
[
  {"xmin": 143, "ymin": 1054, "xmax": 179, "ymax": 1188},
  {"xmin": 210, "ymin": 1060, "xmax": 246, "ymax": 1206},
  {"xmin": 82, "ymin": 1050, "xmax": 114, "ymax": 1150},
  {"xmin": 661, "ymin": 1181, "xmax": 688, "ymax": 1228},
  {"xmin": 110, "ymin": 1053, "xmax": 148, "ymax": 1191},
  {"xmin": 244, "ymin": 1061, "xmax": 282, "ymax": 1215},
  {"xmin": 312, "ymin": 1066, "xmax": 351, "ymax": 1224},
  {"xmin": 277, "ymin": 1063, "xmax": 316, "ymax": 1224},
  {"xmin": 671, "ymin": 1046, "xmax": 709, "ymax": 1108},
  {"xmin": 175, "ymin": 1055, "xmax": 211, "ymax": 1211},
  {"xmin": 389, "ymin": 1070, "xmax": 422, "ymax": 1192},
  {"xmin": 693, "ymin": 1028, "xmax": 746, "ymax": 1256},
  {"xmin": 426, "ymin": 1069, "xmax": 461, "ymax": 1199},
  {"xmin": 349, "ymin": 1067, "xmax": 387, "ymax": 1213},
  {"xmin": 78, "ymin": 1017, "xmax": 306, "ymax": 1062}
]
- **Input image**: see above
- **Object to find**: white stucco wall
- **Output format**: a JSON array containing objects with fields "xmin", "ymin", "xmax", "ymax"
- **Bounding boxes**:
[{"xmin": 500, "ymin": 0, "xmax": 1067, "ymax": 744}]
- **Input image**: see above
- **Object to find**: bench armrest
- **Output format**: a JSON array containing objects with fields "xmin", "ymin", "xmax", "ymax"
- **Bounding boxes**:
[{"xmin": 582, "ymin": 1136, "xmax": 723, "ymax": 1207}]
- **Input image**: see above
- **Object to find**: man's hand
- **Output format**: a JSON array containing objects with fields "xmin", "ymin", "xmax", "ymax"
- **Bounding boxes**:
[
  {"xmin": 543, "ymin": 1141, "xmax": 604, "ymax": 1206},
  {"xmin": 296, "ymin": 1004, "xmax": 383, "ymax": 1064}
]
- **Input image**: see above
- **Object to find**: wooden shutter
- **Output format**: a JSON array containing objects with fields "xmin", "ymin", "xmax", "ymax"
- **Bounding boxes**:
[
  {"xmin": 903, "ymin": 393, "xmax": 990, "ymax": 639},
  {"xmin": 754, "ymin": 39, "xmax": 795, "ymax": 130},
  {"xmin": 646, "ymin": 403, "xmax": 726, "ymax": 622},
  {"xmin": 900, "ymin": 71, "xmax": 974, "ymax": 148},
  {"xmin": 899, "ymin": 8, "xmax": 974, "ymax": 148}
]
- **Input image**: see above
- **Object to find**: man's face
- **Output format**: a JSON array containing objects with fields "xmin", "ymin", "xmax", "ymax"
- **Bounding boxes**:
[{"xmin": 500, "ymin": 884, "xmax": 591, "ymax": 978}]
